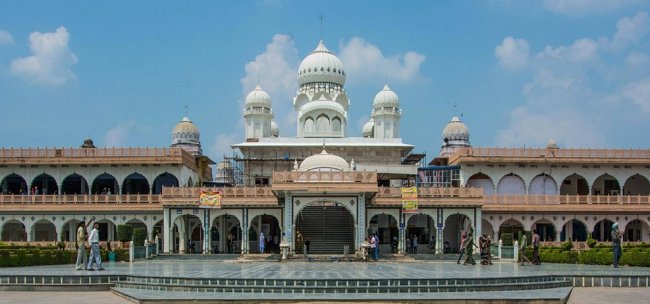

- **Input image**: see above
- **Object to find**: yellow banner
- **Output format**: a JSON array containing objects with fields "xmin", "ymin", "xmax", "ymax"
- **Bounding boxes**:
[
  {"xmin": 401, "ymin": 187, "xmax": 418, "ymax": 213},
  {"xmin": 402, "ymin": 200, "xmax": 418, "ymax": 214},
  {"xmin": 199, "ymin": 190, "xmax": 222, "ymax": 208},
  {"xmin": 401, "ymin": 187, "xmax": 418, "ymax": 200}
]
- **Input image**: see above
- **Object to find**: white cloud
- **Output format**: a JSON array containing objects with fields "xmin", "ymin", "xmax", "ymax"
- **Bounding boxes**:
[
  {"xmin": 10, "ymin": 26, "xmax": 78, "ymax": 86},
  {"xmin": 608, "ymin": 11, "xmax": 650, "ymax": 51},
  {"xmin": 495, "ymin": 37, "xmax": 530, "ymax": 69},
  {"xmin": 624, "ymin": 77, "xmax": 650, "ymax": 112},
  {"xmin": 103, "ymin": 121, "xmax": 136, "ymax": 147},
  {"xmin": 339, "ymin": 37, "xmax": 426, "ymax": 84},
  {"xmin": 542, "ymin": 0, "xmax": 644, "ymax": 16},
  {"xmin": 494, "ymin": 12, "xmax": 650, "ymax": 147},
  {"xmin": 240, "ymin": 34, "xmax": 299, "ymax": 135},
  {"xmin": 0, "ymin": 30, "xmax": 14, "ymax": 45},
  {"xmin": 210, "ymin": 133, "xmax": 240, "ymax": 160}
]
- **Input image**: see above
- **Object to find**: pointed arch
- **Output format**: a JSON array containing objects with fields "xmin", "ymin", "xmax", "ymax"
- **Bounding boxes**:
[
  {"xmin": 593, "ymin": 173, "xmax": 621, "ymax": 196},
  {"xmin": 31, "ymin": 173, "xmax": 58, "ymax": 194},
  {"xmin": 497, "ymin": 173, "xmax": 526, "ymax": 195},
  {"xmin": 92, "ymin": 173, "xmax": 119, "ymax": 194},
  {"xmin": 62, "ymin": 173, "xmax": 89, "ymax": 195},
  {"xmin": 623, "ymin": 174, "xmax": 650, "ymax": 195},
  {"xmin": 123, "ymin": 172, "xmax": 150, "ymax": 194},
  {"xmin": 560, "ymin": 173, "xmax": 589, "ymax": 195},
  {"xmin": 152, "ymin": 172, "xmax": 179, "ymax": 194},
  {"xmin": 1, "ymin": 173, "xmax": 27, "ymax": 194},
  {"xmin": 528, "ymin": 174, "xmax": 557, "ymax": 195},
  {"xmin": 467, "ymin": 173, "xmax": 494, "ymax": 195}
]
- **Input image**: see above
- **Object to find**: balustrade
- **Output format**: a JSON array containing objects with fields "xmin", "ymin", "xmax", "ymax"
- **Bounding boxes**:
[
  {"xmin": 485, "ymin": 194, "xmax": 650, "ymax": 205},
  {"xmin": 0, "ymin": 194, "xmax": 161, "ymax": 205},
  {"xmin": 451, "ymin": 147, "xmax": 650, "ymax": 159}
]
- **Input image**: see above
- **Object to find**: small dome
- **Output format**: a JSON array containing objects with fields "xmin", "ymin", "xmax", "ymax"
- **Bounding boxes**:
[
  {"xmin": 271, "ymin": 121, "xmax": 279, "ymax": 137},
  {"xmin": 245, "ymin": 85, "xmax": 272, "ymax": 108},
  {"xmin": 547, "ymin": 139, "xmax": 559, "ymax": 149},
  {"xmin": 373, "ymin": 84, "xmax": 400, "ymax": 109},
  {"xmin": 172, "ymin": 116, "xmax": 200, "ymax": 144},
  {"xmin": 362, "ymin": 119, "xmax": 374, "ymax": 138},
  {"xmin": 298, "ymin": 40, "xmax": 346, "ymax": 86},
  {"xmin": 299, "ymin": 148, "xmax": 350, "ymax": 171},
  {"xmin": 217, "ymin": 160, "xmax": 232, "ymax": 170},
  {"xmin": 81, "ymin": 137, "xmax": 96, "ymax": 149},
  {"xmin": 442, "ymin": 116, "xmax": 469, "ymax": 144}
]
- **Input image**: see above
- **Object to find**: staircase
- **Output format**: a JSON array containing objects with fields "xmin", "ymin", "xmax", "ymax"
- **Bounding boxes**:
[{"xmin": 296, "ymin": 204, "xmax": 354, "ymax": 254}]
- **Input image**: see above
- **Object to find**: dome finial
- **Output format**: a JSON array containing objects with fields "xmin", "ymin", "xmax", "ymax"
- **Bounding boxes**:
[
  {"xmin": 322, "ymin": 139, "xmax": 326, "ymax": 152},
  {"xmin": 320, "ymin": 14, "xmax": 324, "ymax": 41},
  {"xmin": 184, "ymin": 102, "xmax": 188, "ymax": 117}
]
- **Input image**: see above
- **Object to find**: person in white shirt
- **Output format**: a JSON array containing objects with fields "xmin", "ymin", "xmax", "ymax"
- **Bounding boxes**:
[{"xmin": 86, "ymin": 223, "xmax": 104, "ymax": 271}]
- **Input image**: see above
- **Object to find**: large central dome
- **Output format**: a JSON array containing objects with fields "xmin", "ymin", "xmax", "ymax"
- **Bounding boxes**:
[
  {"xmin": 299, "ymin": 148, "xmax": 350, "ymax": 171},
  {"xmin": 297, "ymin": 40, "xmax": 346, "ymax": 86}
]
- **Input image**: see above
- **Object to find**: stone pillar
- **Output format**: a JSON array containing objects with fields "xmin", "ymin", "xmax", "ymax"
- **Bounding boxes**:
[
  {"xmin": 555, "ymin": 231, "xmax": 561, "ymax": 242},
  {"xmin": 69, "ymin": 222, "xmax": 76, "ymax": 242},
  {"xmin": 436, "ymin": 208, "xmax": 443, "ymax": 255},
  {"xmin": 242, "ymin": 209, "xmax": 248, "ymax": 254},
  {"xmin": 475, "ymin": 208, "xmax": 482, "ymax": 254},
  {"xmin": 283, "ymin": 193, "xmax": 293, "ymax": 254},
  {"xmin": 398, "ymin": 211, "xmax": 405, "ymax": 254},
  {"xmin": 599, "ymin": 221, "xmax": 605, "ymax": 241},
  {"xmin": 178, "ymin": 216, "xmax": 186, "ymax": 253},
  {"xmin": 163, "ymin": 208, "xmax": 171, "ymax": 253},
  {"xmin": 356, "ymin": 193, "xmax": 366, "ymax": 254},
  {"xmin": 513, "ymin": 240, "xmax": 519, "ymax": 263},
  {"xmin": 203, "ymin": 209, "xmax": 210, "ymax": 254}
]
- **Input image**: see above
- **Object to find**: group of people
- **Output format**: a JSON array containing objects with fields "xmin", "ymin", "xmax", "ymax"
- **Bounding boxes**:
[
  {"xmin": 456, "ymin": 227, "xmax": 478, "ymax": 265},
  {"xmin": 405, "ymin": 234, "xmax": 419, "ymax": 254},
  {"xmin": 75, "ymin": 218, "xmax": 104, "ymax": 271},
  {"xmin": 258, "ymin": 232, "xmax": 281, "ymax": 254}
]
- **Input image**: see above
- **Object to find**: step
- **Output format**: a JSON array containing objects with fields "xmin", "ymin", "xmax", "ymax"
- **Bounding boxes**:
[{"xmin": 110, "ymin": 286, "xmax": 573, "ymax": 303}]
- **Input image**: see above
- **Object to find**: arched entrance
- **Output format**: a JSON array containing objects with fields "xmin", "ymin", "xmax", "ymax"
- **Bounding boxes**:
[
  {"xmin": 31, "ymin": 173, "xmax": 58, "ymax": 194},
  {"xmin": 498, "ymin": 219, "xmax": 524, "ymax": 246},
  {"xmin": 528, "ymin": 174, "xmax": 557, "ymax": 195},
  {"xmin": 497, "ymin": 173, "xmax": 526, "ymax": 194},
  {"xmin": 560, "ymin": 174, "xmax": 589, "ymax": 195},
  {"xmin": 152, "ymin": 172, "xmax": 179, "ymax": 194},
  {"xmin": 123, "ymin": 173, "xmax": 150, "ymax": 194},
  {"xmin": 593, "ymin": 174, "xmax": 620, "ymax": 196},
  {"xmin": 92, "ymin": 173, "xmax": 119, "ymax": 194},
  {"xmin": 295, "ymin": 201, "xmax": 354, "ymax": 254},
  {"xmin": 623, "ymin": 174, "xmax": 650, "ymax": 195},
  {"xmin": 62, "ymin": 174, "xmax": 89, "ymax": 195},
  {"xmin": 531, "ymin": 219, "xmax": 556, "ymax": 242},
  {"xmin": 467, "ymin": 173, "xmax": 494, "ymax": 194},
  {"xmin": 31, "ymin": 220, "xmax": 57, "ymax": 241},
  {"xmin": 173, "ymin": 215, "xmax": 203, "ymax": 253},
  {"xmin": 211, "ymin": 214, "xmax": 242, "ymax": 254},
  {"xmin": 561, "ymin": 219, "xmax": 587, "ymax": 241},
  {"xmin": 1, "ymin": 220, "xmax": 27, "ymax": 241},
  {"xmin": 1, "ymin": 174, "xmax": 27, "ymax": 194},
  {"xmin": 368, "ymin": 213, "xmax": 398, "ymax": 254},
  {"xmin": 625, "ymin": 220, "xmax": 649, "ymax": 242},
  {"xmin": 443, "ymin": 213, "xmax": 471, "ymax": 254},
  {"xmin": 406, "ymin": 214, "xmax": 435, "ymax": 254},
  {"xmin": 249, "ymin": 215, "xmax": 281, "ymax": 253},
  {"xmin": 592, "ymin": 219, "xmax": 614, "ymax": 242},
  {"xmin": 95, "ymin": 219, "xmax": 116, "ymax": 241}
]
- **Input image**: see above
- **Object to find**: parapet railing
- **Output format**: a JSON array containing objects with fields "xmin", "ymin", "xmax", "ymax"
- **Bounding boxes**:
[
  {"xmin": 162, "ymin": 186, "xmax": 274, "ymax": 197},
  {"xmin": 272, "ymin": 171, "xmax": 377, "ymax": 183},
  {"xmin": 485, "ymin": 194, "xmax": 650, "ymax": 205},
  {"xmin": 0, "ymin": 147, "xmax": 184, "ymax": 158},
  {"xmin": 375, "ymin": 187, "xmax": 484, "ymax": 198},
  {"xmin": 450, "ymin": 147, "xmax": 650, "ymax": 159},
  {"xmin": 0, "ymin": 194, "xmax": 161, "ymax": 205}
]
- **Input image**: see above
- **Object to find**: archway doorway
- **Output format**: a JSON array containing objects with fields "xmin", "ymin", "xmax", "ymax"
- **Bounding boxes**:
[
  {"xmin": 406, "ymin": 214, "xmax": 435, "ymax": 254},
  {"xmin": 623, "ymin": 174, "xmax": 650, "ymax": 195},
  {"xmin": 31, "ymin": 220, "xmax": 57, "ymax": 241},
  {"xmin": 1, "ymin": 220, "xmax": 27, "ymax": 241},
  {"xmin": 443, "ymin": 213, "xmax": 471, "ymax": 254},
  {"xmin": 368, "ymin": 213, "xmax": 398, "ymax": 254},
  {"xmin": 592, "ymin": 219, "xmax": 614, "ymax": 242},
  {"xmin": 561, "ymin": 219, "xmax": 587, "ymax": 241},
  {"xmin": 123, "ymin": 173, "xmax": 150, "ymax": 194},
  {"xmin": 62, "ymin": 174, "xmax": 88, "ymax": 195},
  {"xmin": 560, "ymin": 174, "xmax": 589, "ymax": 195},
  {"xmin": 31, "ymin": 173, "xmax": 58, "ymax": 194},
  {"xmin": 295, "ymin": 200, "xmax": 354, "ymax": 254},
  {"xmin": 625, "ymin": 220, "xmax": 649, "ymax": 242},
  {"xmin": 532, "ymin": 219, "xmax": 556, "ymax": 242},
  {"xmin": 498, "ymin": 219, "xmax": 524, "ymax": 246},
  {"xmin": 249, "ymin": 215, "xmax": 281, "ymax": 253},
  {"xmin": 211, "ymin": 214, "xmax": 242, "ymax": 254},
  {"xmin": 152, "ymin": 172, "xmax": 179, "ymax": 194},
  {"xmin": 92, "ymin": 173, "xmax": 119, "ymax": 194},
  {"xmin": 1, "ymin": 174, "xmax": 27, "ymax": 194}
]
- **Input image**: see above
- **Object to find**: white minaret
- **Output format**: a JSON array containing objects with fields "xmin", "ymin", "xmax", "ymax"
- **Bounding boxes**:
[
  {"xmin": 371, "ymin": 84, "xmax": 401, "ymax": 139},
  {"xmin": 294, "ymin": 40, "xmax": 350, "ymax": 138},
  {"xmin": 243, "ymin": 85, "xmax": 273, "ymax": 139}
]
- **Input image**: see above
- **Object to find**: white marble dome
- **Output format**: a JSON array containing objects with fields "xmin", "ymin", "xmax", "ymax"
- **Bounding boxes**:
[
  {"xmin": 245, "ymin": 85, "xmax": 272, "ymax": 108},
  {"xmin": 172, "ymin": 116, "xmax": 200, "ymax": 144},
  {"xmin": 298, "ymin": 40, "xmax": 346, "ymax": 86},
  {"xmin": 442, "ymin": 116, "xmax": 469, "ymax": 143},
  {"xmin": 362, "ymin": 119, "xmax": 374, "ymax": 138},
  {"xmin": 373, "ymin": 84, "xmax": 400, "ymax": 109},
  {"xmin": 299, "ymin": 148, "xmax": 350, "ymax": 171},
  {"xmin": 271, "ymin": 121, "xmax": 279, "ymax": 137}
]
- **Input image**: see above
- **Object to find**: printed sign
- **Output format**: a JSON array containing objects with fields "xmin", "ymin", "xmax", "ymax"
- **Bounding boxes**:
[
  {"xmin": 199, "ymin": 190, "xmax": 222, "ymax": 209},
  {"xmin": 401, "ymin": 187, "xmax": 418, "ymax": 214}
]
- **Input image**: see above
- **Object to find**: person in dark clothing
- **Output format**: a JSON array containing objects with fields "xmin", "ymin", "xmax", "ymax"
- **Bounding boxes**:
[{"xmin": 612, "ymin": 223, "xmax": 622, "ymax": 268}]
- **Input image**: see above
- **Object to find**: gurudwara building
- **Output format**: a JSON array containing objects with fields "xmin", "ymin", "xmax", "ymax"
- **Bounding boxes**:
[{"xmin": 1, "ymin": 39, "xmax": 649, "ymax": 256}]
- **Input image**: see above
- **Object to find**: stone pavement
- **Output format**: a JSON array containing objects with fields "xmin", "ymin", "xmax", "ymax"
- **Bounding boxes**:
[{"xmin": 2, "ymin": 260, "xmax": 650, "ymax": 280}]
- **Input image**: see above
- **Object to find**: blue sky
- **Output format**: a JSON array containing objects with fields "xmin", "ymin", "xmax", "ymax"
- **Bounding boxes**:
[{"xmin": 1, "ymin": 0, "xmax": 649, "ymax": 164}]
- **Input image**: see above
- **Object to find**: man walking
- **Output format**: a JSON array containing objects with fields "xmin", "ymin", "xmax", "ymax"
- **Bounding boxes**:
[
  {"xmin": 86, "ymin": 222, "xmax": 104, "ymax": 271},
  {"xmin": 612, "ymin": 223, "xmax": 622, "ymax": 268},
  {"xmin": 519, "ymin": 233, "xmax": 531, "ymax": 266},
  {"xmin": 456, "ymin": 232, "xmax": 467, "ymax": 264},
  {"xmin": 259, "ymin": 232, "xmax": 266, "ymax": 254},
  {"xmin": 532, "ymin": 229, "xmax": 541, "ymax": 265},
  {"xmin": 75, "ymin": 218, "xmax": 93, "ymax": 270}
]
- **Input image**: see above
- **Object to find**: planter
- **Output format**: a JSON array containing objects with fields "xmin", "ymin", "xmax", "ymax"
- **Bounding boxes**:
[{"xmin": 108, "ymin": 251, "xmax": 117, "ymax": 262}]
